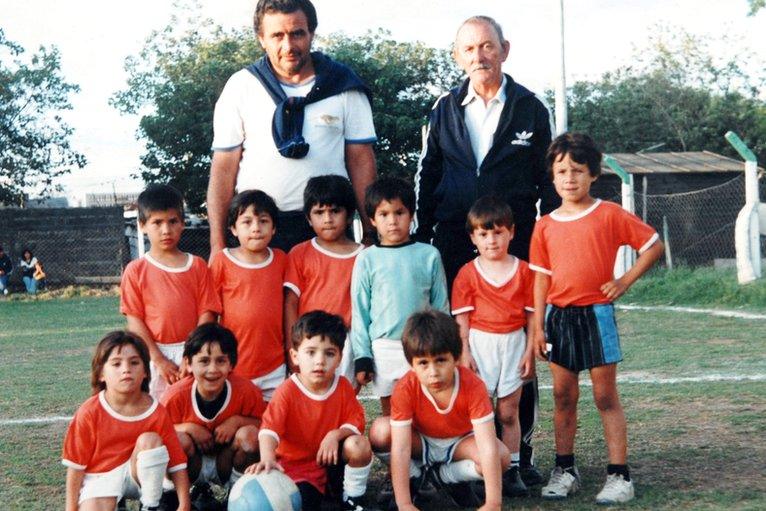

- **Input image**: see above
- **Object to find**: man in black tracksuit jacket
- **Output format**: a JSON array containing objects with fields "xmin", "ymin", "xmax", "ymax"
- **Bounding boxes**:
[{"xmin": 413, "ymin": 17, "xmax": 560, "ymax": 489}]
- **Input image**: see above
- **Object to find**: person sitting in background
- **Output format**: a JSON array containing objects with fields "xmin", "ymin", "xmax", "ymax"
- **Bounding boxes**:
[
  {"xmin": 19, "ymin": 249, "xmax": 42, "ymax": 294},
  {"xmin": 0, "ymin": 246, "xmax": 12, "ymax": 295}
]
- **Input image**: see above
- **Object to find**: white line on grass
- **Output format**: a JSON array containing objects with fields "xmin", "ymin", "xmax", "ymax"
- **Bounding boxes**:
[
  {"xmin": 4, "ymin": 373, "xmax": 764, "ymax": 424},
  {"xmin": 616, "ymin": 304, "xmax": 766, "ymax": 320}
]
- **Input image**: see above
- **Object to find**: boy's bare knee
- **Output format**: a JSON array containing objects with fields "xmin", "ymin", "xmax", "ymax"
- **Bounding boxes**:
[
  {"xmin": 136, "ymin": 431, "xmax": 163, "ymax": 450},
  {"xmin": 593, "ymin": 390, "xmax": 620, "ymax": 412},
  {"xmin": 369, "ymin": 417, "xmax": 391, "ymax": 452},
  {"xmin": 553, "ymin": 387, "xmax": 578, "ymax": 410},
  {"xmin": 344, "ymin": 434, "xmax": 373, "ymax": 463},
  {"xmin": 177, "ymin": 432, "xmax": 196, "ymax": 456},
  {"xmin": 234, "ymin": 425, "xmax": 260, "ymax": 453},
  {"xmin": 496, "ymin": 405, "xmax": 519, "ymax": 425}
]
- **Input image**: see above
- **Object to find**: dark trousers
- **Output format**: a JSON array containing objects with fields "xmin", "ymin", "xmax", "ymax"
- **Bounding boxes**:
[
  {"xmin": 433, "ymin": 221, "xmax": 538, "ymax": 466},
  {"xmin": 271, "ymin": 211, "xmax": 315, "ymax": 253}
]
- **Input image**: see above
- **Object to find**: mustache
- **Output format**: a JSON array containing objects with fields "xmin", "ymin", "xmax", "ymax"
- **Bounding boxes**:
[{"xmin": 471, "ymin": 64, "xmax": 492, "ymax": 72}]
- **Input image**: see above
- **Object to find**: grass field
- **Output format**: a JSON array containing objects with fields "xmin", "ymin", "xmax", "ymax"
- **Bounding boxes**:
[{"xmin": 1, "ymin": 294, "xmax": 765, "ymax": 510}]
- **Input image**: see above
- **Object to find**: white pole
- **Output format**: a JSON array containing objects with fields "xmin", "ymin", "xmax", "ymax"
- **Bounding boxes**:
[
  {"xmin": 554, "ymin": 0, "xmax": 568, "ymax": 135},
  {"xmin": 137, "ymin": 217, "xmax": 145, "ymax": 258}
]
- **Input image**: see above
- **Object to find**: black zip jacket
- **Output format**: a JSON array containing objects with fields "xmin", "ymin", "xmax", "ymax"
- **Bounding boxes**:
[{"xmin": 414, "ymin": 75, "xmax": 560, "ymax": 239}]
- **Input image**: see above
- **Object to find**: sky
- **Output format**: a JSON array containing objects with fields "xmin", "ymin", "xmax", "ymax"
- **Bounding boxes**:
[{"xmin": 1, "ymin": 0, "xmax": 764, "ymax": 205}]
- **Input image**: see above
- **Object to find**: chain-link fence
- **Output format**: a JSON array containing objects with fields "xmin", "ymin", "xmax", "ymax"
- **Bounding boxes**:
[{"xmin": 631, "ymin": 174, "xmax": 766, "ymax": 267}]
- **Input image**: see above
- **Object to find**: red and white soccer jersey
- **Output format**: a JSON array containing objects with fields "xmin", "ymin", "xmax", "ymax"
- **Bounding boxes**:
[
  {"xmin": 161, "ymin": 374, "xmax": 266, "ymax": 430},
  {"xmin": 451, "ymin": 256, "xmax": 534, "ymax": 333},
  {"xmin": 529, "ymin": 200, "xmax": 659, "ymax": 307},
  {"xmin": 259, "ymin": 374, "xmax": 365, "ymax": 492},
  {"xmin": 62, "ymin": 391, "xmax": 186, "ymax": 474},
  {"xmin": 120, "ymin": 253, "xmax": 221, "ymax": 345},
  {"xmin": 284, "ymin": 238, "xmax": 363, "ymax": 326},
  {"xmin": 209, "ymin": 248, "xmax": 287, "ymax": 379},
  {"xmin": 390, "ymin": 366, "xmax": 494, "ymax": 439}
]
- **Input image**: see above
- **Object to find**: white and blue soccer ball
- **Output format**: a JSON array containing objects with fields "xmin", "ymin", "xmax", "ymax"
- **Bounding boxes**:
[{"xmin": 228, "ymin": 471, "xmax": 302, "ymax": 511}]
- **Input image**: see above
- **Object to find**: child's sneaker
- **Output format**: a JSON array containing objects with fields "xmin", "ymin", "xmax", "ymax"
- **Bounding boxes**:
[
  {"xmin": 190, "ymin": 482, "xmax": 223, "ymax": 510},
  {"xmin": 427, "ymin": 463, "xmax": 482, "ymax": 508},
  {"xmin": 520, "ymin": 464, "xmax": 544, "ymax": 486},
  {"xmin": 502, "ymin": 466, "xmax": 529, "ymax": 497},
  {"xmin": 342, "ymin": 495, "xmax": 379, "ymax": 510},
  {"xmin": 541, "ymin": 466, "xmax": 580, "ymax": 499},
  {"xmin": 595, "ymin": 474, "xmax": 635, "ymax": 505}
]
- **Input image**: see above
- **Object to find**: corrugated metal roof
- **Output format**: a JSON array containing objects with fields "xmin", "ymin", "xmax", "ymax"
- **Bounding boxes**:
[{"xmin": 601, "ymin": 151, "xmax": 764, "ymax": 174}]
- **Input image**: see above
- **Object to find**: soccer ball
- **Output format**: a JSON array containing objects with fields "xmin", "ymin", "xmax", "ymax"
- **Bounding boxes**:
[{"xmin": 228, "ymin": 471, "xmax": 302, "ymax": 511}]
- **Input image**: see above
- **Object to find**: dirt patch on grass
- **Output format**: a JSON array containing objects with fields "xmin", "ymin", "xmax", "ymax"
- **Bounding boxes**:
[
  {"xmin": 4, "ymin": 285, "xmax": 119, "ymax": 301},
  {"xmin": 629, "ymin": 395, "xmax": 766, "ymax": 492}
]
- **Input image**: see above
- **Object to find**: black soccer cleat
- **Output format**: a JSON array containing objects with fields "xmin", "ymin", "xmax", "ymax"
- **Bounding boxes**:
[
  {"xmin": 427, "ymin": 463, "xmax": 482, "ymax": 508},
  {"xmin": 503, "ymin": 466, "xmax": 530, "ymax": 497}
]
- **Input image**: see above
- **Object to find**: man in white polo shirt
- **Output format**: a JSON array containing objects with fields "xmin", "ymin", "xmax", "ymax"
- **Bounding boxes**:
[{"xmin": 207, "ymin": 0, "xmax": 377, "ymax": 253}]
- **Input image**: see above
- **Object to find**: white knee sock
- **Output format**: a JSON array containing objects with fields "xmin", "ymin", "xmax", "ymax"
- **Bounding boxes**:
[
  {"xmin": 343, "ymin": 461, "xmax": 372, "ymax": 499},
  {"xmin": 438, "ymin": 460, "xmax": 482, "ymax": 484},
  {"xmin": 229, "ymin": 468, "xmax": 243, "ymax": 488},
  {"xmin": 137, "ymin": 446, "xmax": 170, "ymax": 508}
]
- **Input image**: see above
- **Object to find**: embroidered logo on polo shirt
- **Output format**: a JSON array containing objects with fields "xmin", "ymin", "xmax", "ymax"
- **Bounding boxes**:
[{"xmin": 511, "ymin": 131, "xmax": 533, "ymax": 146}]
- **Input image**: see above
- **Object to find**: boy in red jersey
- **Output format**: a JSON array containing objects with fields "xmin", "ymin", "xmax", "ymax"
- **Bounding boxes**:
[
  {"xmin": 247, "ymin": 311, "xmax": 374, "ymax": 511},
  {"xmin": 121, "ymin": 184, "xmax": 221, "ymax": 400},
  {"xmin": 162, "ymin": 323, "xmax": 265, "ymax": 510},
  {"xmin": 369, "ymin": 310, "xmax": 509, "ymax": 511},
  {"xmin": 530, "ymin": 133, "xmax": 663, "ymax": 504},
  {"xmin": 62, "ymin": 331, "xmax": 190, "ymax": 511},
  {"xmin": 452, "ymin": 195, "xmax": 536, "ymax": 498},
  {"xmin": 284, "ymin": 175, "xmax": 364, "ymax": 384},
  {"xmin": 209, "ymin": 190, "xmax": 287, "ymax": 401}
]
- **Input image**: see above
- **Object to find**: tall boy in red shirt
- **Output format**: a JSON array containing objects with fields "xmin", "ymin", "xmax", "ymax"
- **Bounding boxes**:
[
  {"xmin": 530, "ymin": 133, "xmax": 663, "ymax": 504},
  {"xmin": 209, "ymin": 189, "xmax": 287, "ymax": 401},
  {"xmin": 284, "ymin": 175, "xmax": 364, "ymax": 385},
  {"xmin": 121, "ymin": 184, "xmax": 221, "ymax": 400}
]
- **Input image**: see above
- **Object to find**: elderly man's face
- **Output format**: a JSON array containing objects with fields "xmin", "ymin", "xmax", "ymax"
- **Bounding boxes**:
[
  {"xmin": 258, "ymin": 9, "xmax": 314, "ymax": 80},
  {"xmin": 453, "ymin": 20, "xmax": 509, "ymax": 89}
]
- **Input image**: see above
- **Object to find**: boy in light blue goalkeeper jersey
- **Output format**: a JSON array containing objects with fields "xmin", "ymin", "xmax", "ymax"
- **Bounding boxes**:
[{"xmin": 351, "ymin": 177, "xmax": 449, "ymax": 417}]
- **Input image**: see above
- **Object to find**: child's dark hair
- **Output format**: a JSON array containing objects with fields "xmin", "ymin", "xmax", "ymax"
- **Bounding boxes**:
[
  {"xmin": 364, "ymin": 177, "xmax": 415, "ymax": 219},
  {"xmin": 545, "ymin": 132, "xmax": 602, "ymax": 178},
  {"xmin": 291, "ymin": 310, "xmax": 347, "ymax": 350},
  {"xmin": 183, "ymin": 323, "xmax": 238, "ymax": 368},
  {"xmin": 228, "ymin": 189, "xmax": 280, "ymax": 229},
  {"xmin": 91, "ymin": 331, "xmax": 151, "ymax": 394},
  {"xmin": 402, "ymin": 310, "xmax": 462, "ymax": 363},
  {"xmin": 466, "ymin": 195, "xmax": 515, "ymax": 233},
  {"xmin": 137, "ymin": 184, "xmax": 184, "ymax": 223},
  {"xmin": 302, "ymin": 174, "xmax": 357, "ymax": 218}
]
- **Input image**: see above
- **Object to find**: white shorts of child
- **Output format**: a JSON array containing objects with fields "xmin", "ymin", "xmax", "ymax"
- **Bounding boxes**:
[
  {"xmin": 196, "ymin": 454, "xmax": 224, "ymax": 485},
  {"xmin": 419, "ymin": 432, "xmax": 475, "ymax": 466},
  {"xmin": 150, "ymin": 341, "xmax": 185, "ymax": 400},
  {"xmin": 371, "ymin": 338, "xmax": 409, "ymax": 398},
  {"xmin": 337, "ymin": 334, "xmax": 358, "ymax": 389},
  {"xmin": 469, "ymin": 327, "xmax": 528, "ymax": 398},
  {"xmin": 251, "ymin": 363, "xmax": 286, "ymax": 402},
  {"xmin": 78, "ymin": 460, "xmax": 140, "ymax": 504}
]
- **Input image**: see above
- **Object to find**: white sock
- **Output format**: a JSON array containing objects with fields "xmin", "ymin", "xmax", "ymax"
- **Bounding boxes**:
[
  {"xmin": 137, "ymin": 446, "xmax": 170, "ymax": 508},
  {"xmin": 438, "ymin": 460, "xmax": 482, "ymax": 484},
  {"xmin": 229, "ymin": 468, "xmax": 243, "ymax": 488},
  {"xmin": 511, "ymin": 452, "xmax": 521, "ymax": 468},
  {"xmin": 343, "ymin": 461, "xmax": 372, "ymax": 500},
  {"xmin": 375, "ymin": 452, "xmax": 391, "ymax": 465},
  {"xmin": 409, "ymin": 460, "xmax": 422, "ymax": 479}
]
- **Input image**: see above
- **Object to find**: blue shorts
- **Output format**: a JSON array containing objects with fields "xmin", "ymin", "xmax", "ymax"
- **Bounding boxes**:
[{"xmin": 545, "ymin": 303, "xmax": 622, "ymax": 373}]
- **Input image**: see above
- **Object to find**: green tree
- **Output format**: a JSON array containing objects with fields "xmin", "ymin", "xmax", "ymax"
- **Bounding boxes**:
[
  {"xmin": 0, "ymin": 28, "xmax": 85, "ymax": 206},
  {"xmin": 319, "ymin": 30, "xmax": 462, "ymax": 179},
  {"xmin": 113, "ymin": 15, "xmax": 461, "ymax": 211},
  {"xmin": 748, "ymin": 0, "xmax": 764, "ymax": 15},
  {"xmin": 565, "ymin": 27, "xmax": 766, "ymax": 163}
]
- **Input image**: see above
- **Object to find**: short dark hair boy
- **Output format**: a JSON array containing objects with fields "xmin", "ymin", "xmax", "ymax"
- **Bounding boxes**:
[
  {"xmin": 545, "ymin": 132, "xmax": 602, "ymax": 178},
  {"xmin": 465, "ymin": 195, "xmax": 515, "ymax": 233},
  {"xmin": 137, "ymin": 184, "xmax": 185, "ymax": 223},
  {"xmin": 183, "ymin": 322, "xmax": 239, "ymax": 368},
  {"xmin": 291, "ymin": 310, "xmax": 347, "ymax": 350},
  {"xmin": 363, "ymin": 177, "xmax": 416, "ymax": 219},
  {"xmin": 401, "ymin": 310, "xmax": 462, "ymax": 363},
  {"xmin": 227, "ymin": 189, "xmax": 280, "ymax": 229},
  {"xmin": 302, "ymin": 175, "xmax": 357, "ymax": 218}
]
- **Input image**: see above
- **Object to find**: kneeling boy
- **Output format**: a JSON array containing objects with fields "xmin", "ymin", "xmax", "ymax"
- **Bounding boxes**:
[
  {"xmin": 248, "ymin": 311, "xmax": 374, "ymax": 511},
  {"xmin": 162, "ymin": 323, "xmax": 265, "ymax": 508},
  {"xmin": 370, "ymin": 310, "xmax": 510, "ymax": 510}
]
